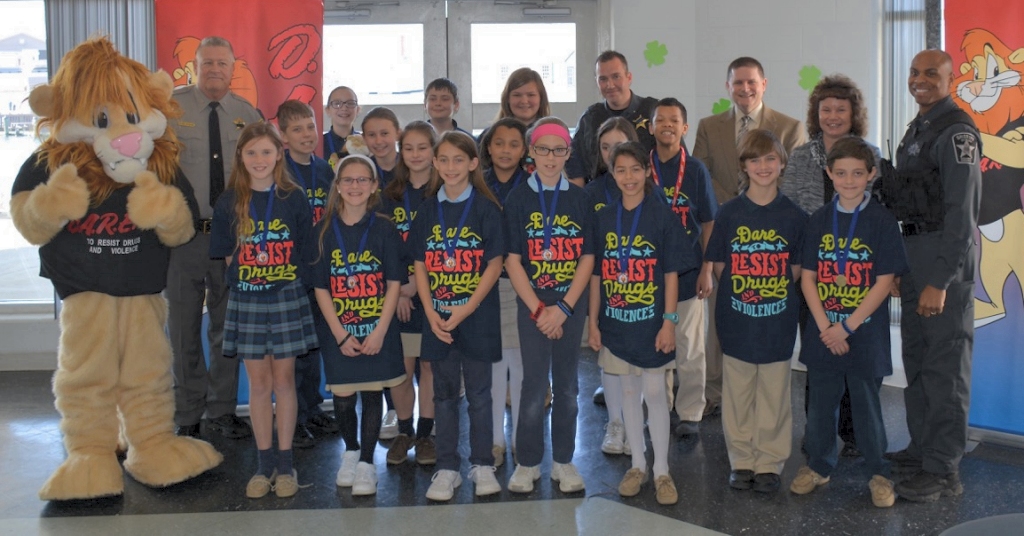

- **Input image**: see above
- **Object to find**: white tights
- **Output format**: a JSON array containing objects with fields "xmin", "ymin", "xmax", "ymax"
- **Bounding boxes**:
[
  {"xmin": 602, "ymin": 372, "xmax": 624, "ymax": 425},
  {"xmin": 491, "ymin": 347, "xmax": 523, "ymax": 447},
  {"xmin": 620, "ymin": 370, "xmax": 670, "ymax": 477}
]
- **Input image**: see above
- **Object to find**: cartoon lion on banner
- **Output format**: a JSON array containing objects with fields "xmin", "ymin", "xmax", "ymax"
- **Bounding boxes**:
[
  {"xmin": 10, "ymin": 37, "xmax": 222, "ymax": 501},
  {"xmin": 953, "ymin": 28, "xmax": 1024, "ymax": 327}
]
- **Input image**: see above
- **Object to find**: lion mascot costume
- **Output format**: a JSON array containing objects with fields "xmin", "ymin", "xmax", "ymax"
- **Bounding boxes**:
[{"xmin": 10, "ymin": 37, "xmax": 222, "ymax": 501}]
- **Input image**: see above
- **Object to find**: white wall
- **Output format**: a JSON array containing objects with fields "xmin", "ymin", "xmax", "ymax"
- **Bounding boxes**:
[{"xmin": 609, "ymin": 0, "xmax": 883, "ymax": 149}]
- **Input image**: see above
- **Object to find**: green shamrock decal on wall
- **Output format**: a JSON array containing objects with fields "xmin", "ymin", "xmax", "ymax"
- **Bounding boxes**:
[
  {"xmin": 711, "ymin": 98, "xmax": 732, "ymax": 115},
  {"xmin": 644, "ymin": 40, "xmax": 668, "ymax": 67},
  {"xmin": 799, "ymin": 65, "xmax": 822, "ymax": 93}
]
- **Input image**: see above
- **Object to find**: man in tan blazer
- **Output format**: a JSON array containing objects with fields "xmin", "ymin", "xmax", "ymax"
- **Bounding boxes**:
[{"xmin": 692, "ymin": 56, "xmax": 806, "ymax": 416}]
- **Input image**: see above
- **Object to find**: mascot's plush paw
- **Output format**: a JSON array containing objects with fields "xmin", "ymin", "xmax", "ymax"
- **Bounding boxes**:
[
  {"xmin": 39, "ymin": 452, "xmax": 124, "ymax": 501},
  {"xmin": 126, "ymin": 171, "xmax": 194, "ymax": 246},
  {"xmin": 123, "ymin": 434, "xmax": 223, "ymax": 487},
  {"xmin": 12, "ymin": 163, "xmax": 91, "ymax": 246},
  {"xmin": 38, "ymin": 163, "xmax": 90, "ymax": 222}
]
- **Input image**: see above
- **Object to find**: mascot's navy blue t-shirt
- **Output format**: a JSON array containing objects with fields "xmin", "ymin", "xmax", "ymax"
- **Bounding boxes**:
[
  {"xmin": 799, "ymin": 197, "xmax": 909, "ymax": 378},
  {"xmin": 592, "ymin": 194, "xmax": 695, "ymax": 368},
  {"xmin": 705, "ymin": 192, "xmax": 807, "ymax": 364},
  {"xmin": 12, "ymin": 154, "xmax": 198, "ymax": 299}
]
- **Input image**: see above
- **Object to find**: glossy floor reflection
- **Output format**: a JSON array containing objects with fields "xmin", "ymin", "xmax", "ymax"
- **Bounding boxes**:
[{"xmin": 2, "ymin": 350, "xmax": 1024, "ymax": 535}]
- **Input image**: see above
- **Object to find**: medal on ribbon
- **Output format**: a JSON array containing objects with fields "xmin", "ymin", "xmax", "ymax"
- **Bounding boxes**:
[
  {"xmin": 615, "ymin": 199, "xmax": 644, "ymax": 285},
  {"xmin": 832, "ymin": 195, "xmax": 863, "ymax": 289},
  {"xmin": 436, "ymin": 189, "xmax": 476, "ymax": 272},
  {"xmin": 249, "ymin": 185, "xmax": 276, "ymax": 267}
]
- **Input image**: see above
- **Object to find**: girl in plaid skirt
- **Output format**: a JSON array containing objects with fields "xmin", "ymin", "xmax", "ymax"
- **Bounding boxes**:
[{"xmin": 210, "ymin": 122, "xmax": 318, "ymax": 499}]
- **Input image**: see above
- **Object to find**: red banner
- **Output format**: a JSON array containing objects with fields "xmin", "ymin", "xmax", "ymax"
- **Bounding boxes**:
[
  {"xmin": 944, "ymin": 1, "xmax": 1024, "ymax": 437},
  {"xmin": 154, "ymin": 0, "xmax": 323, "ymax": 123}
]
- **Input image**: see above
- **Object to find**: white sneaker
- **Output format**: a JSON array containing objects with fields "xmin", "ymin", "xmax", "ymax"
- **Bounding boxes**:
[
  {"xmin": 426, "ymin": 469, "xmax": 462, "ymax": 501},
  {"xmin": 336, "ymin": 450, "xmax": 360, "ymax": 487},
  {"xmin": 551, "ymin": 462, "xmax": 585, "ymax": 493},
  {"xmin": 379, "ymin": 409, "xmax": 399, "ymax": 440},
  {"xmin": 507, "ymin": 464, "xmax": 541, "ymax": 493},
  {"xmin": 469, "ymin": 465, "xmax": 502, "ymax": 496},
  {"xmin": 602, "ymin": 420, "xmax": 625, "ymax": 454},
  {"xmin": 352, "ymin": 461, "xmax": 378, "ymax": 496}
]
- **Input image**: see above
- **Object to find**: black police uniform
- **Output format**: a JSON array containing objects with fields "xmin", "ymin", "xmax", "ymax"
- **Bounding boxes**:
[{"xmin": 893, "ymin": 96, "xmax": 981, "ymax": 476}]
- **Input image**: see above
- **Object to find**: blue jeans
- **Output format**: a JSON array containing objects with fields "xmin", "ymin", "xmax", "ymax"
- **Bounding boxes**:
[
  {"xmin": 806, "ymin": 369, "xmax": 889, "ymax": 478},
  {"xmin": 433, "ymin": 347, "xmax": 494, "ymax": 471},
  {"xmin": 515, "ymin": 298, "xmax": 585, "ymax": 467}
]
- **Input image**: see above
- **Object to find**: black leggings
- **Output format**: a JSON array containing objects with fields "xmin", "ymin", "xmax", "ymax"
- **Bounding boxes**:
[{"xmin": 334, "ymin": 391, "xmax": 384, "ymax": 464}]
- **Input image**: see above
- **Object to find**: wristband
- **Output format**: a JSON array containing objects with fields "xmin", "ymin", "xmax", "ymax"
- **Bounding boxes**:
[
  {"xmin": 556, "ymin": 299, "xmax": 574, "ymax": 316},
  {"xmin": 530, "ymin": 302, "xmax": 545, "ymax": 321},
  {"xmin": 338, "ymin": 332, "xmax": 352, "ymax": 347},
  {"xmin": 840, "ymin": 319, "xmax": 856, "ymax": 336}
]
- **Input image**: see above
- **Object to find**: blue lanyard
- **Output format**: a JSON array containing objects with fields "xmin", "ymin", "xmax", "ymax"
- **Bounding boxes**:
[
  {"xmin": 331, "ymin": 213, "xmax": 375, "ymax": 281},
  {"xmin": 248, "ymin": 185, "xmax": 276, "ymax": 263},
  {"xmin": 831, "ymin": 196, "xmax": 863, "ymax": 286},
  {"xmin": 536, "ymin": 173, "xmax": 563, "ymax": 257},
  {"xmin": 326, "ymin": 133, "xmax": 337, "ymax": 157},
  {"xmin": 615, "ymin": 199, "xmax": 644, "ymax": 283},
  {"xmin": 286, "ymin": 153, "xmax": 321, "ymax": 203},
  {"xmin": 436, "ymin": 189, "xmax": 476, "ymax": 269}
]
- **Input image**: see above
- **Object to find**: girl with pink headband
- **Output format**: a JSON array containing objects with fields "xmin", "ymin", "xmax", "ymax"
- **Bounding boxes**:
[{"xmin": 503, "ymin": 117, "xmax": 595, "ymax": 494}]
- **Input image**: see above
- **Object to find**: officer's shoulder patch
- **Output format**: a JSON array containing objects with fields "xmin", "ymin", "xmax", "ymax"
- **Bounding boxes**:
[{"xmin": 952, "ymin": 132, "xmax": 979, "ymax": 165}]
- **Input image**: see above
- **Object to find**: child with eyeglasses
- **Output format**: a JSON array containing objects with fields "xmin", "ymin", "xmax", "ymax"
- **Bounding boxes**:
[
  {"xmin": 314, "ymin": 154, "xmax": 407, "ymax": 496},
  {"xmin": 323, "ymin": 86, "xmax": 361, "ymax": 168}
]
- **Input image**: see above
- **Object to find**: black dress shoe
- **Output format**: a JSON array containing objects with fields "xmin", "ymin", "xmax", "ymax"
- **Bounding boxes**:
[
  {"xmin": 293, "ymin": 423, "xmax": 316, "ymax": 449},
  {"xmin": 752, "ymin": 473, "xmax": 781, "ymax": 493},
  {"xmin": 206, "ymin": 414, "xmax": 252, "ymax": 439},
  {"xmin": 729, "ymin": 469, "xmax": 755, "ymax": 490},
  {"xmin": 673, "ymin": 420, "xmax": 700, "ymax": 438},
  {"xmin": 175, "ymin": 423, "xmax": 200, "ymax": 438},
  {"xmin": 593, "ymin": 385, "xmax": 605, "ymax": 406},
  {"xmin": 895, "ymin": 470, "xmax": 963, "ymax": 502},
  {"xmin": 703, "ymin": 403, "xmax": 721, "ymax": 417},
  {"xmin": 308, "ymin": 412, "xmax": 340, "ymax": 434}
]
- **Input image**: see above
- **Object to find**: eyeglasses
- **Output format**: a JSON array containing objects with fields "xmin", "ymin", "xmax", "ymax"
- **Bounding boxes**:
[
  {"xmin": 532, "ymin": 145, "xmax": 570, "ymax": 157},
  {"xmin": 328, "ymin": 100, "xmax": 359, "ymax": 110},
  {"xmin": 340, "ymin": 177, "xmax": 374, "ymax": 186}
]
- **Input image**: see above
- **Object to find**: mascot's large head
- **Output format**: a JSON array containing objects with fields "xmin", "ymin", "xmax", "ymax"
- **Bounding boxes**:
[
  {"xmin": 29, "ymin": 37, "xmax": 181, "ymax": 204},
  {"xmin": 954, "ymin": 28, "xmax": 1024, "ymax": 135}
]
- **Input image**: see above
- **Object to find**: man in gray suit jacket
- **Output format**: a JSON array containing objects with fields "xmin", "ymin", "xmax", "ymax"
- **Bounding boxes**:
[{"xmin": 692, "ymin": 57, "xmax": 806, "ymax": 416}]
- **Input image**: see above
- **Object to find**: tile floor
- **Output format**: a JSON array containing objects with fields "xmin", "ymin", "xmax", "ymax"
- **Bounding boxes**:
[{"xmin": 2, "ymin": 349, "xmax": 1023, "ymax": 536}]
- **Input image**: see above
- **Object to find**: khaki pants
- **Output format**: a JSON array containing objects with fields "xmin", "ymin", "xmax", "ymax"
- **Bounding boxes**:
[
  {"xmin": 722, "ymin": 355, "xmax": 792, "ymax": 475},
  {"xmin": 670, "ymin": 296, "xmax": 707, "ymax": 421}
]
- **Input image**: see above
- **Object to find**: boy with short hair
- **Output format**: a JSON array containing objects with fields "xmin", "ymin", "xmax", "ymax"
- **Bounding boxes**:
[
  {"xmin": 790, "ymin": 137, "xmax": 908, "ymax": 508},
  {"xmin": 647, "ymin": 97, "xmax": 718, "ymax": 438},
  {"xmin": 276, "ymin": 99, "xmax": 339, "ymax": 446},
  {"xmin": 425, "ymin": 78, "xmax": 472, "ymax": 136},
  {"xmin": 705, "ymin": 129, "xmax": 806, "ymax": 494}
]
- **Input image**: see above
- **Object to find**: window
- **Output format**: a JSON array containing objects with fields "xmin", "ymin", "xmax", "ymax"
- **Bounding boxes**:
[
  {"xmin": 882, "ymin": 0, "xmax": 927, "ymax": 156},
  {"xmin": 0, "ymin": 0, "xmax": 49, "ymax": 305},
  {"xmin": 470, "ymin": 23, "xmax": 577, "ymax": 104},
  {"xmin": 322, "ymin": 24, "xmax": 425, "ymax": 106}
]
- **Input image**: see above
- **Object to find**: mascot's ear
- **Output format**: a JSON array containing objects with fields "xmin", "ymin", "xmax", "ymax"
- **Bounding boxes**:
[
  {"xmin": 960, "ymin": 63, "xmax": 971, "ymax": 75},
  {"xmin": 149, "ymin": 70, "xmax": 175, "ymax": 103},
  {"xmin": 1010, "ymin": 48, "xmax": 1024, "ymax": 65},
  {"xmin": 28, "ymin": 84, "xmax": 55, "ymax": 118}
]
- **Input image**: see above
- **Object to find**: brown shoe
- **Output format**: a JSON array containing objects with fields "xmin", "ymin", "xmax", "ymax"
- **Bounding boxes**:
[
  {"xmin": 274, "ymin": 469, "xmax": 299, "ymax": 498},
  {"xmin": 245, "ymin": 470, "xmax": 276, "ymax": 499},
  {"xmin": 415, "ymin": 437, "xmax": 437, "ymax": 465},
  {"xmin": 618, "ymin": 467, "xmax": 648, "ymax": 497},
  {"xmin": 387, "ymin": 434, "xmax": 415, "ymax": 465},
  {"xmin": 869, "ymin": 475, "xmax": 895, "ymax": 508},
  {"xmin": 655, "ymin": 475, "xmax": 678, "ymax": 505},
  {"xmin": 492, "ymin": 444, "xmax": 506, "ymax": 468}
]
